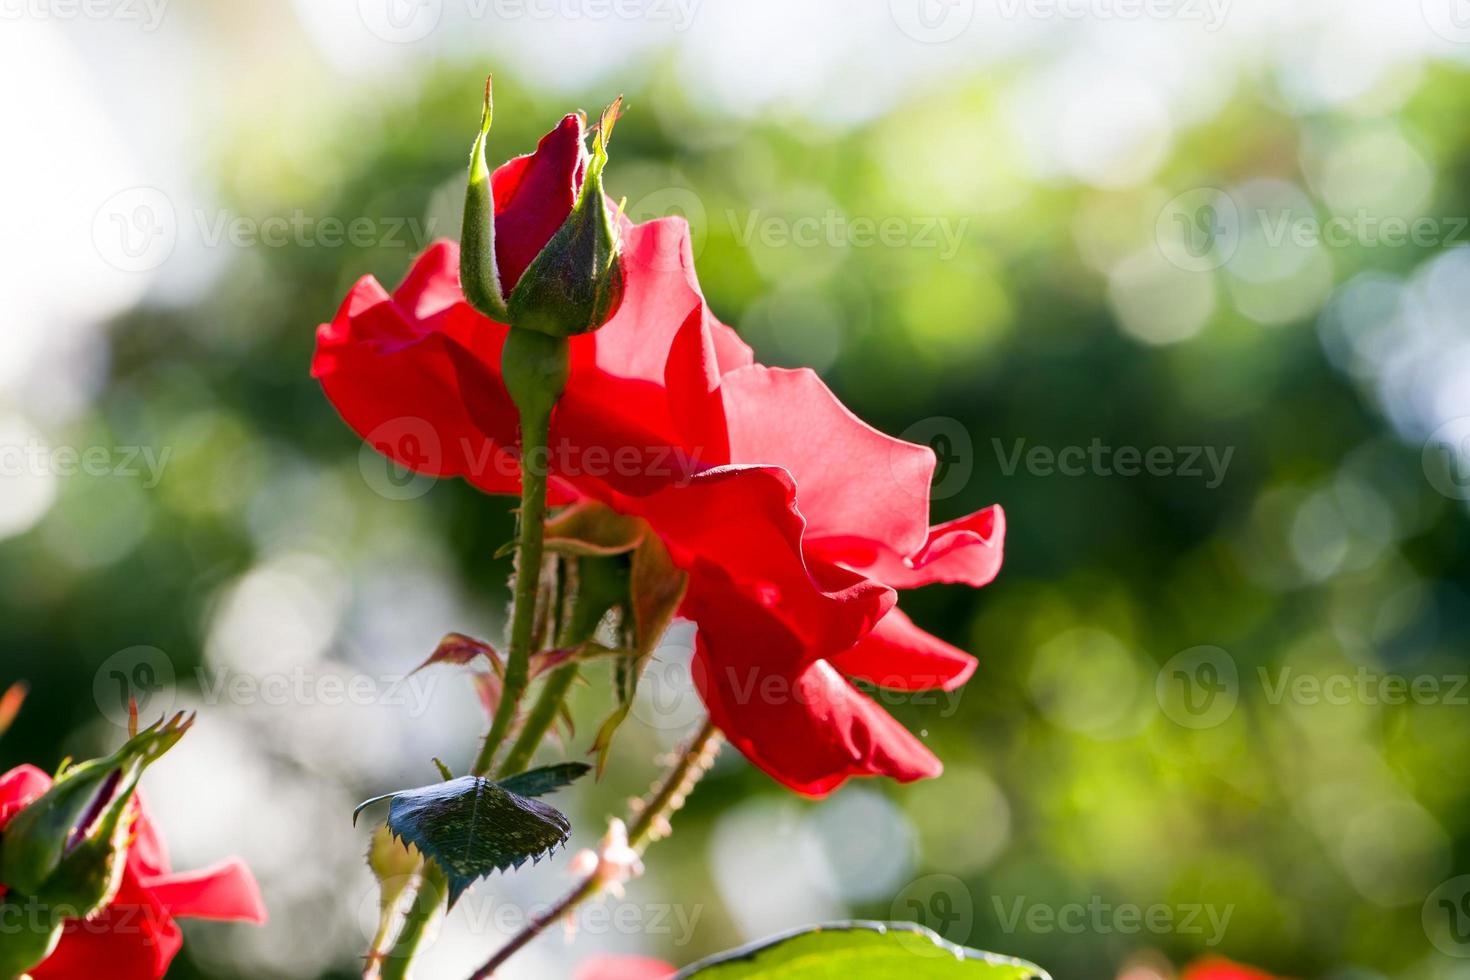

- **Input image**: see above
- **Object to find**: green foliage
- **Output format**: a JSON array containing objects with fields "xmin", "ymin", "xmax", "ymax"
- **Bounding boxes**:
[{"xmin": 675, "ymin": 923, "xmax": 1050, "ymax": 979}]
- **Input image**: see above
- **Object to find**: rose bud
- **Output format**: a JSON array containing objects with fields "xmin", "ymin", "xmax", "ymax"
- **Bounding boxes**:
[
  {"xmin": 505, "ymin": 98, "xmax": 625, "ymax": 339},
  {"xmin": 0, "ymin": 714, "xmax": 192, "ymax": 917},
  {"xmin": 460, "ymin": 79, "xmax": 626, "ymax": 338}
]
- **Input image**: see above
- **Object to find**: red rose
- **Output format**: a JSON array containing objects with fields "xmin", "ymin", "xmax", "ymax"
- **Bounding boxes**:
[
  {"xmin": 574, "ymin": 954, "xmax": 676, "ymax": 980},
  {"xmin": 314, "ymin": 114, "xmax": 1004, "ymax": 797},
  {"xmin": 0, "ymin": 765, "xmax": 266, "ymax": 980},
  {"xmin": 1182, "ymin": 957, "xmax": 1282, "ymax": 980}
]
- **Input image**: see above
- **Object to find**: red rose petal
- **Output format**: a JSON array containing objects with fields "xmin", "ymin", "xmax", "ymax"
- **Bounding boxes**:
[{"xmin": 829, "ymin": 607, "xmax": 976, "ymax": 692}]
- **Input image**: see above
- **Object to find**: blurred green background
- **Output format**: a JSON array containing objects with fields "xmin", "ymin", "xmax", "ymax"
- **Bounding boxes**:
[{"xmin": 5, "ymin": 2, "xmax": 1470, "ymax": 978}]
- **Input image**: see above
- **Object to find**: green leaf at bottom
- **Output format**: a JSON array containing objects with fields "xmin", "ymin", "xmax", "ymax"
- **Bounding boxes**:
[{"xmin": 674, "ymin": 921, "xmax": 1050, "ymax": 979}]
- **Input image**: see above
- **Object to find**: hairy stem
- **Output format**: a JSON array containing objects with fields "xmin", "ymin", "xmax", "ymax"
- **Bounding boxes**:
[
  {"xmin": 497, "ymin": 662, "xmax": 579, "ymax": 778},
  {"xmin": 473, "ymin": 407, "xmax": 552, "ymax": 778},
  {"xmin": 625, "ymin": 719, "xmax": 720, "ymax": 850},
  {"xmin": 468, "ymin": 719, "xmax": 722, "ymax": 979}
]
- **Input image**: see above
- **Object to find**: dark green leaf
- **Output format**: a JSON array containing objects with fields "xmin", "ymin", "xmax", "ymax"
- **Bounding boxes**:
[
  {"xmin": 498, "ymin": 762, "xmax": 591, "ymax": 798},
  {"xmin": 674, "ymin": 922, "xmax": 1050, "ymax": 979},
  {"xmin": 360, "ymin": 776, "xmax": 572, "ymax": 907}
]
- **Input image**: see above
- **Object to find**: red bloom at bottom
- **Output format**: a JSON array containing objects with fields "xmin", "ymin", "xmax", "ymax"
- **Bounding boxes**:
[{"xmin": 0, "ymin": 765, "xmax": 266, "ymax": 980}]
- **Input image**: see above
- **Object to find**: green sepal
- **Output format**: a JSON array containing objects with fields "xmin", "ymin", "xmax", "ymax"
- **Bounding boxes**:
[
  {"xmin": 461, "ymin": 76, "xmax": 510, "ymax": 322},
  {"xmin": 0, "ymin": 902, "xmax": 64, "ymax": 979}
]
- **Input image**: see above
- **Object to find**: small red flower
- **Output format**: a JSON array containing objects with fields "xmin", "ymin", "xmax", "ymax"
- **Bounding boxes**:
[
  {"xmin": 0, "ymin": 765, "xmax": 266, "ymax": 980},
  {"xmin": 314, "ymin": 112, "xmax": 1004, "ymax": 797},
  {"xmin": 574, "ymin": 954, "xmax": 676, "ymax": 980}
]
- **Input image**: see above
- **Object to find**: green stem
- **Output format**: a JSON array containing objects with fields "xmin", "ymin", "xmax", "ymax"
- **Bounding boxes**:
[
  {"xmin": 377, "ymin": 861, "xmax": 448, "ymax": 980},
  {"xmin": 496, "ymin": 663, "xmax": 578, "ymax": 778},
  {"xmin": 473, "ymin": 406, "xmax": 552, "ymax": 777},
  {"xmin": 467, "ymin": 719, "xmax": 722, "ymax": 980}
]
